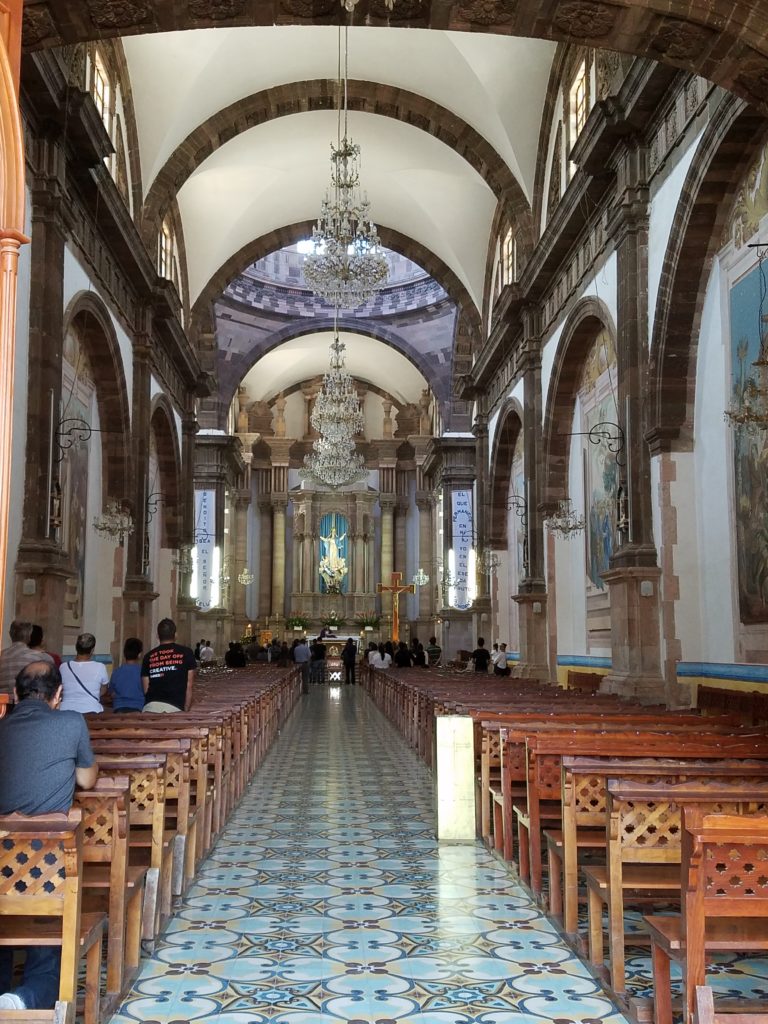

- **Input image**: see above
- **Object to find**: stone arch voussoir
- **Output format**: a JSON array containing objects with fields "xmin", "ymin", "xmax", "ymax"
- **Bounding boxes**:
[
  {"xmin": 648, "ymin": 94, "xmax": 768, "ymax": 451},
  {"xmin": 63, "ymin": 290, "xmax": 132, "ymax": 507},
  {"xmin": 541, "ymin": 295, "xmax": 616, "ymax": 505},
  {"xmin": 489, "ymin": 397, "xmax": 524, "ymax": 548},
  {"xmin": 150, "ymin": 394, "xmax": 182, "ymax": 549}
]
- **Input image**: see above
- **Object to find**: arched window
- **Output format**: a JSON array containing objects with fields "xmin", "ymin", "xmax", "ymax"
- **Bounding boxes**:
[
  {"xmin": 502, "ymin": 227, "xmax": 516, "ymax": 286},
  {"xmin": 158, "ymin": 215, "xmax": 182, "ymax": 297},
  {"xmin": 91, "ymin": 52, "xmax": 112, "ymax": 137}
]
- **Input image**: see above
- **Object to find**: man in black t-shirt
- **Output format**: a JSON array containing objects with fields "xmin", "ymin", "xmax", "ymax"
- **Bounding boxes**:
[
  {"xmin": 471, "ymin": 637, "xmax": 492, "ymax": 673},
  {"xmin": 142, "ymin": 618, "xmax": 196, "ymax": 713}
]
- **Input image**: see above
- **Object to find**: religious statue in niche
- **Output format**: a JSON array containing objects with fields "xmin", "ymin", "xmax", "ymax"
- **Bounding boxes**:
[{"xmin": 319, "ymin": 523, "xmax": 348, "ymax": 594}]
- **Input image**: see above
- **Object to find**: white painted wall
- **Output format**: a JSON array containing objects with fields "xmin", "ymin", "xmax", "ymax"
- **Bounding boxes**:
[
  {"xmin": 648, "ymin": 129, "xmax": 704, "ymax": 340},
  {"xmin": 62, "ymin": 246, "xmax": 134, "ymax": 418},
  {"xmin": 553, "ymin": 395, "xmax": 588, "ymax": 656},
  {"xmin": 692, "ymin": 256, "xmax": 736, "ymax": 661}
]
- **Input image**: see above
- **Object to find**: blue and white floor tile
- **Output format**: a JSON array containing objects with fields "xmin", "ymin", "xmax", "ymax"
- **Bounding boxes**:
[{"xmin": 107, "ymin": 685, "xmax": 629, "ymax": 1024}]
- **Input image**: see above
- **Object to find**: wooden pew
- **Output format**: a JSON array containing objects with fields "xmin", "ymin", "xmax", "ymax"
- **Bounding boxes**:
[
  {"xmin": 95, "ymin": 754, "xmax": 169, "ymax": 942},
  {"xmin": 694, "ymin": 985, "xmax": 768, "ymax": 1024},
  {"xmin": 585, "ymin": 778, "xmax": 768, "ymax": 995},
  {"xmin": 520, "ymin": 731, "xmax": 768, "ymax": 903},
  {"xmin": 647, "ymin": 810, "xmax": 768, "ymax": 1024},
  {"xmin": 73, "ymin": 780, "xmax": 147, "ymax": 1006},
  {"xmin": 0, "ymin": 810, "xmax": 106, "ymax": 1024},
  {"xmin": 550, "ymin": 755, "xmax": 768, "ymax": 936}
]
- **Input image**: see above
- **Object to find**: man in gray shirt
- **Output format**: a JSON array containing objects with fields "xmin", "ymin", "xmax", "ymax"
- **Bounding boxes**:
[
  {"xmin": 0, "ymin": 620, "xmax": 53, "ymax": 696},
  {"xmin": 0, "ymin": 661, "xmax": 98, "ymax": 1010}
]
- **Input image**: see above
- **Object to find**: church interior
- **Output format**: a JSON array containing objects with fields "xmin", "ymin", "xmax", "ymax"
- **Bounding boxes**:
[{"xmin": 3, "ymin": 0, "xmax": 768, "ymax": 1021}]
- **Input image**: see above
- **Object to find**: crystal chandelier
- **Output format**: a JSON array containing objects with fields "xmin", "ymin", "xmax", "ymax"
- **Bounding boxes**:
[
  {"xmin": 311, "ymin": 332, "xmax": 365, "ymax": 440},
  {"xmin": 238, "ymin": 567, "xmax": 255, "ymax": 586},
  {"xmin": 303, "ymin": 25, "xmax": 388, "ymax": 308},
  {"xmin": 300, "ymin": 434, "xmax": 367, "ymax": 489},
  {"xmin": 477, "ymin": 548, "xmax": 501, "ymax": 575},
  {"xmin": 412, "ymin": 568, "xmax": 430, "ymax": 587},
  {"xmin": 93, "ymin": 500, "xmax": 134, "ymax": 543},
  {"xmin": 544, "ymin": 500, "xmax": 586, "ymax": 539}
]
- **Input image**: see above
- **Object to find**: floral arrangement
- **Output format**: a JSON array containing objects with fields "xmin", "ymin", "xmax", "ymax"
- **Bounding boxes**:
[
  {"xmin": 321, "ymin": 609, "xmax": 346, "ymax": 629},
  {"xmin": 354, "ymin": 611, "xmax": 381, "ymax": 629},
  {"xmin": 285, "ymin": 613, "xmax": 310, "ymax": 629}
]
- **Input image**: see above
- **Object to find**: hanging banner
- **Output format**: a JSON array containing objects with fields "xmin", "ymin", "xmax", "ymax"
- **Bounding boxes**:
[
  {"xmin": 194, "ymin": 489, "xmax": 215, "ymax": 610},
  {"xmin": 451, "ymin": 489, "xmax": 473, "ymax": 611}
]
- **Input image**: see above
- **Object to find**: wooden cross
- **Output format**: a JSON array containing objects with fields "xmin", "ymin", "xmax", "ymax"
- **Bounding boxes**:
[{"xmin": 376, "ymin": 571, "xmax": 415, "ymax": 644}]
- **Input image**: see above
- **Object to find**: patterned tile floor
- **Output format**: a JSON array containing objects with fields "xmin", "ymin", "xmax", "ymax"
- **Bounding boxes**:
[{"xmin": 108, "ymin": 685, "xmax": 631, "ymax": 1024}]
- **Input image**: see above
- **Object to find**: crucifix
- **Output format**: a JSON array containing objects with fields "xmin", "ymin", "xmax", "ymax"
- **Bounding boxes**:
[{"xmin": 377, "ymin": 571, "xmax": 415, "ymax": 643}]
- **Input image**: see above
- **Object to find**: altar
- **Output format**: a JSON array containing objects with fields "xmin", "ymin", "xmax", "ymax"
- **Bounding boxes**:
[{"xmin": 314, "ymin": 634, "xmax": 360, "ymax": 683}]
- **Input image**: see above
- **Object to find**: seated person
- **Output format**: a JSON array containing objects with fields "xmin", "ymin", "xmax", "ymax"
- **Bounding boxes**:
[
  {"xmin": 59, "ymin": 632, "xmax": 108, "ymax": 714},
  {"xmin": 413, "ymin": 642, "xmax": 427, "ymax": 668},
  {"xmin": 393, "ymin": 642, "xmax": 413, "ymax": 668},
  {"xmin": 107, "ymin": 637, "xmax": 145, "ymax": 712},
  {"xmin": 0, "ymin": 661, "xmax": 98, "ymax": 1010}
]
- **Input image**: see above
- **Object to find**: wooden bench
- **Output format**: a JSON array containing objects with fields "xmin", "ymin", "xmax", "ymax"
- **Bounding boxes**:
[
  {"xmin": 567, "ymin": 670, "xmax": 604, "ymax": 693},
  {"xmin": 95, "ymin": 754, "xmax": 170, "ymax": 943},
  {"xmin": 646, "ymin": 810, "xmax": 768, "ymax": 1024},
  {"xmin": 0, "ymin": 810, "xmax": 106, "ymax": 1024},
  {"xmin": 584, "ymin": 778, "xmax": 768, "ymax": 995},
  {"xmin": 74, "ymin": 780, "xmax": 147, "ymax": 1006},
  {"xmin": 549, "ymin": 755, "xmax": 768, "ymax": 936},
  {"xmin": 694, "ymin": 984, "xmax": 768, "ymax": 1024}
]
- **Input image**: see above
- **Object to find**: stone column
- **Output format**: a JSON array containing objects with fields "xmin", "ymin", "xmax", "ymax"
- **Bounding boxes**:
[
  {"xmin": 601, "ymin": 139, "xmax": 666, "ymax": 704},
  {"xmin": 122, "ymin": 329, "xmax": 157, "ymax": 646},
  {"xmin": 302, "ymin": 518, "xmax": 314, "ymax": 595},
  {"xmin": 257, "ymin": 495, "xmax": 272, "ymax": 620},
  {"xmin": 174, "ymin": 410, "xmax": 198, "ymax": 643},
  {"xmin": 380, "ymin": 497, "xmax": 395, "ymax": 615},
  {"xmin": 13, "ymin": 148, "xmax": 68, "ymax": 649},
  {"xmin": 511, "ymin": 310, "xmax": 550, "ymax": 681},
  {"xmin": 394, "ymin": 495, "xmax": 409, "ymax": 576},
  {"xmin": 354, "ymin": 529, "xmax": 365, "ymax": 595},
  {"xmin": 271, "ymin": 498, "xmax": 286, "ymax": 619},
  {"xmin": 232, "ymin": 490, "xmax": 250, "ymax": 631},
  {"xmin": 416, "ymin": 493, "xmax": 435, "ymax": 624}
]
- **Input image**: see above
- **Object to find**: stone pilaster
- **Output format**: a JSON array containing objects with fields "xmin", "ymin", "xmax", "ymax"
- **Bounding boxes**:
[
  {"xmin": 379, "ymin": 496, "xmax": 395, "ymax": 616},
  {"xmin": 513, "ymin": 308, "xmax": 552, "ymax": 681},
  {"xmin": 472, "ymin": 413, "xmax": 489, "ymax": 601},
  {"xmin": 232, "ymin": 490, "xmax": 250, "ymax": 630},
  {"xmin": 122, "ymin": 328, "xmax": 155, "ymax": 647},
  {"xmin": 416, "ymin": 493, "xmax": 435, "ymax": 624},
  {"xmin": 257, "ymin": 495, "xmax": 272, "ymax": 620},
  {"xmin": 601, "ymin": 139, "xmax": 667, "ymax": 704},
  {"xmin": 14, "ymin": 143, "xmax": 69, "ymax": 650},
  {"xmin": 271, "ymin": 498, "xmax": 287, "ymax": 619}
]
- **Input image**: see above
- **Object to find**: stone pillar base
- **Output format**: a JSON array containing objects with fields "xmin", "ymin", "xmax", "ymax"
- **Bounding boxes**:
[
  {"xmin": 511, "ymin": 591, "xmax": 551, "ymax": 682},
  {"xmin": 15, "ymin": 543, "xmax": 70, "ymax": 655},
  {"xmin": 122, "ymin": 577, "xmax": 159, "ymax": 651},
  {"xmin": 600, "ymin": 565, "xmax": 669, "ymax": 706}
]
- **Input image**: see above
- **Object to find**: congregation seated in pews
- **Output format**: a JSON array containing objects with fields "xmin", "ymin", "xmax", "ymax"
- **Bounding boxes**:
[
  {"xmin": 0, "ymin": 623, "xmax": 301, "ymax": 1023},
  {"xmin": 362, "ymin": 664, "xmax": 768, "ymax": 1024}
]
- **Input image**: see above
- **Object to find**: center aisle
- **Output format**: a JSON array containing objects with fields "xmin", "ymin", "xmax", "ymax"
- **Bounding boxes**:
[{"xmin": 108, "ymin": 685, "xmax": 629, "ymax": 1024}]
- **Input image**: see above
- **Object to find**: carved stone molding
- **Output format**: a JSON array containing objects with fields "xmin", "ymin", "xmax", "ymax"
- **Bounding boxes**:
[
  {"xmin": 188, "ymin": 0, "xmax": 247, "ymax": 17},
  {"xmin": 649, "ymin": 19, "xmax": 715, "ymax": 62},
  {"xmin": 736, "ymin": 54, "xmax": 768, "ymax": 106},
  {"xmin": 457, "ymin": 0, "xmax": 516, "ymax": 25},
  {"xmin": 279, "ymin": 0, "xmax": 335, "ymax": 16},
  {"xmin": 22, "ymin": 5, "xmax": 61, "ymax": 46},
  {"xmin": 553, "ymin": 0, "xmax": 616, "ymax": 39},
  {"xmin": 86, "ymin": 0, "xmax": 152, "ymax": 29}
]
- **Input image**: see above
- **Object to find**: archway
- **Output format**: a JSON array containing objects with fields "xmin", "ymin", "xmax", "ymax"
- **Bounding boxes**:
[{"xmin": 21, "ymin": 2, "xmax": 768, "ymax": 112}]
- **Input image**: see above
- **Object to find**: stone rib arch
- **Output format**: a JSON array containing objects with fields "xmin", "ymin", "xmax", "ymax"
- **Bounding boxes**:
[
  {"xmin": 648, "ymin": 95, "xmax": 768, "ymax": 451},
  {"xmin": 489, "ymin": 397, "xmax": 524, "ymax": 548},
  {"xmin": 21, "ymin": 2, "xmax": 768, "ymax": 113},
  {"xmin": 62, "ymin": 290, "xmax": 132, "ymax": 507},
  {"xmin": 541, "ymin": 296, "xmax": 617, "ymax": 506},
  {"xmin": 192, "ymin": 221, "xmax": 479, "ymax": 335},
  {"xmin": 141, "ymin": 80, "xmax": 533, "ymax": 255},
  {"xmin": 222, "ymin": 317, "xmax": 437, "ymax": 425},
  {"xmin": 149, "ymin": 394, "xmax": 182, "ymax": 549}
]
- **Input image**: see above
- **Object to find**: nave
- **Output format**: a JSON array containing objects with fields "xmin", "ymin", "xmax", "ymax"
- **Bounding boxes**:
[{"xmin": 108, "ymin": 686, "xmax": 629, "ymax": 1024}]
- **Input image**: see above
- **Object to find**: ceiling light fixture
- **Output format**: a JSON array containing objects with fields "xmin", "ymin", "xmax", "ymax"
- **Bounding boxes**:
[{"xmin": 303, "ymin": 23, "xmax": 389, "ymax": 307}]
